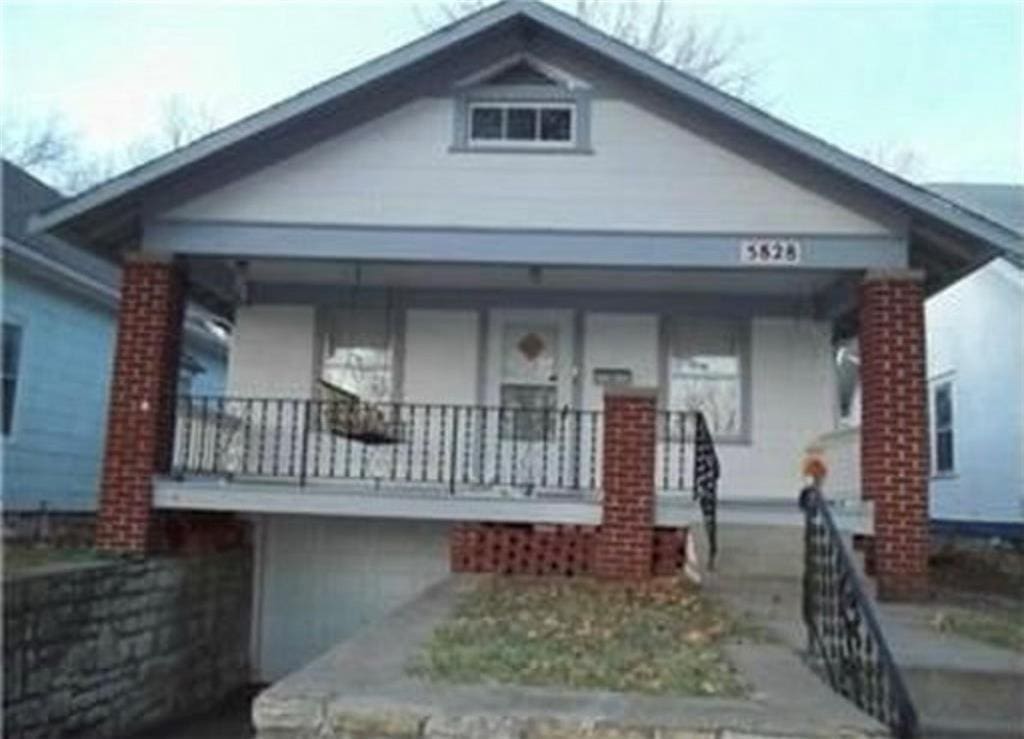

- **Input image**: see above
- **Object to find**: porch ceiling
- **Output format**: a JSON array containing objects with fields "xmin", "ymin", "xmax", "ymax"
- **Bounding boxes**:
[{"xmin": 190, "ymin": 257, "xmax": 844, "ymax": 301}]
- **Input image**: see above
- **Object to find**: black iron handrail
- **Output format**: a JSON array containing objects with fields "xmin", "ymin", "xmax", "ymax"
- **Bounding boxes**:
[
  {"xmin": 692, "ymin": 412, "xmax": 720, "ymax": 568},
  {"xmin": 654, "ymin": 410, "xmax": 720, "ymax": 566},
  {"xmin": 799, "ymin": 485, "xmax": 918, "ymax": 738},
  {"xmin": 171, "ymin": 395, "xmax": 603, "ymax": 495}
]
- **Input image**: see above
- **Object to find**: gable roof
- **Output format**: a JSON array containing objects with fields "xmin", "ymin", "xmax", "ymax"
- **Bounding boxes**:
[
  {"xmin": 3, "ymin": 159, "xmax": 230, "ymax": 349},
  {"xmin": 29, "ymin": 0, "xmax": 1022, "ymax": 281},
  {"xmin": 3, "ymin": 159, "xmax": 120, "ymax": 290},
  {"xmin": 927, "ymin": 184, "xmax": 1024, "ymax": 235}
]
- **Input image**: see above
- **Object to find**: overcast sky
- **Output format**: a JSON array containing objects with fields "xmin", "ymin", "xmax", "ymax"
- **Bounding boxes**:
[{"xmin": 2, "ymin": 0, "xmax": 1022, "ymax": 184}]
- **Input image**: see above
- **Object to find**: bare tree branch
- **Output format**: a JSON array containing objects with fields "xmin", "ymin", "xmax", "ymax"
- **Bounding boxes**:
[
  {"xmin": 1, "ymin": 114, "xmax": 77, "ymax": 171},
  {"xmin": 862, "ymin": 143, "xmax": 925, "ymax": 181},
  {"xmin": 159, "ymin": 95, "xmax": 218, "ymax": 151},
  {"xmin": 421, "ymin": 0, "xmax": 756, "ymax": 96},
  {"xmin": 3, "ymin": 97, "xmax": 220, "ymax": 194}
]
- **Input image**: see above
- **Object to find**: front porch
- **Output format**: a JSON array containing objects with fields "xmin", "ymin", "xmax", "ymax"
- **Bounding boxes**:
[
  {"xmin": 155, "ymin": 394, "xmax": 870, "ymax": 532},
  {"xmin": 96, "ymin": 250, "xmax": 906, "ymax": 581}
]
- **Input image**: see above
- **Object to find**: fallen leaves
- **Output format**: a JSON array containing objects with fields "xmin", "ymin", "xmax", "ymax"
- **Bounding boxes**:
[{"xmin": 409, "ymin": 576, "xmax": 748, "ymax": 697}]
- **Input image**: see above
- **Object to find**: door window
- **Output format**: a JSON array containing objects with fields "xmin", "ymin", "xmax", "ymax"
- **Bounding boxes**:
[{"xmin": 500, "ymin": 324, "xmax": 559, "ymax": 440}]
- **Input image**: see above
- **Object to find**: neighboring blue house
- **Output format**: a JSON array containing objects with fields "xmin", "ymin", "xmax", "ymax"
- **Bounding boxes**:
[{"xmin": 1, "ymin": 160, "xmax": 228, "ymax": 513}]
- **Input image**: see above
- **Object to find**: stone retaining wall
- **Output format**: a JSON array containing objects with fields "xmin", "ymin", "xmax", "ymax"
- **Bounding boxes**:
[{"xmin": 3, "ymin": 549, "xmax": 251, "ymax": 738}]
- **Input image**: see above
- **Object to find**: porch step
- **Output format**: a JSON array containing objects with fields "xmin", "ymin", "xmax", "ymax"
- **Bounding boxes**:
[
  {"xmin": 711, "ymin": 524, "xmax": 805, "ymax": 577},
  {"xmin": 708, "ymin": 522, "xmax": 865, "ymax": 579},
  {"xmin": 901, "ymin": 663, "xmax": 1024, "ymax": 727},
  {"xmin": 920, "ymin": 715, "xmax": 1024, "ymax": 739},
  {"xmin": 877, "ymin": 605, "xmax": 1024, "ymax": 738}
]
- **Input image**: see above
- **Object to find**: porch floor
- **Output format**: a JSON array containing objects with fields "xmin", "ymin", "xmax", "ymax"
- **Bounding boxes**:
[{"xmin": 154, "ymin": 476, "xmax": 871, "ymax": 531}]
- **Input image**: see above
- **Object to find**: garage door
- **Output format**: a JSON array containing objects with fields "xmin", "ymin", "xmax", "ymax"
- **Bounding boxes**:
[{"xmin": 253, "ymin": 515, "xmax": 451, "ymax": 681}]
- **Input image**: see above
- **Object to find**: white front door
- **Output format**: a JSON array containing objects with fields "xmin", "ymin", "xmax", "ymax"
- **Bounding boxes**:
[{"xmin": 485, "ymin": 309, "xmax": 578, "ymax": 493}]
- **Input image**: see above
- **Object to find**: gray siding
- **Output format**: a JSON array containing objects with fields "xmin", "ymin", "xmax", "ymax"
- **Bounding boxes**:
[{"xmin": 166, "ymin": 97, "xmax": 890, "ymax": 236}]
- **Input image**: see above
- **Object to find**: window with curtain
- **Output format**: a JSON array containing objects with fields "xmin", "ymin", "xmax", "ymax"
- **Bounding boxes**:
[
  {"xmin": 320, "ymin": 306, "xmax": 394, "ymax": 403},
  {"xmin": 667, "ymin": 318, "xmax": 747, "ymax": 439}
]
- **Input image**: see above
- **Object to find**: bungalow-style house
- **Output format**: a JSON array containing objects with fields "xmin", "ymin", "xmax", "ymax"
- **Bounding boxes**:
[
  {"xmin": 29, "ymin": 1, "xmax": 1021, "ymax": 681},
  {"xmin": 1, "ymin": 161, "xmax": 228, "ymax": 521}
]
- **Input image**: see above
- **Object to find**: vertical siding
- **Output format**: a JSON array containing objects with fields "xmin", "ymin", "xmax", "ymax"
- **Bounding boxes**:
[{"xmin": 1, "ymin": 267, "xmax": 227, "ymax": 511}]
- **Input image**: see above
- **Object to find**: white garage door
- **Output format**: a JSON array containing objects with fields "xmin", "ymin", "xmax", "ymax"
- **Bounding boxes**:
[{"xmin": 253, "ymin": 515, "xmax": 451, "ymax": 681}]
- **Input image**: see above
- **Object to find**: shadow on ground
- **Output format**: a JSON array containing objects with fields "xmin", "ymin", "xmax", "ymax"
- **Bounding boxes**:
[{"xmin": 119, "ymin": 686, "xmax": 258, "ymax": 739}]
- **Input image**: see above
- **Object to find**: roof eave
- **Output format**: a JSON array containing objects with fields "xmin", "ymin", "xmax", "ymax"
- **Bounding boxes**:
[{"xmin": 28, "ymin": 0, "xmax": 1022, "ymax": 264}]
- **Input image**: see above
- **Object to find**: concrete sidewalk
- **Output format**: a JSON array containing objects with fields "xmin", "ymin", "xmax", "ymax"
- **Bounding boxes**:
[{"xmin": 253, "ymin": 575, "xmax": 887, "ymax": 738}]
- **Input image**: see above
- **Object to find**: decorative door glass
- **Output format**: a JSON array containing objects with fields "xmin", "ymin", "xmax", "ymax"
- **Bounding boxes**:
[{"xmin": 500, "ymin": 324, "xmax": 559, "ymax": 440}]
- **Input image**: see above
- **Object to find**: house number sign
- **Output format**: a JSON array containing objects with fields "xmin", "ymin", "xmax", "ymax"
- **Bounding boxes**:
[{"xmin": 740, "ymin": 238, "xmax": 802, "ymax": 265}]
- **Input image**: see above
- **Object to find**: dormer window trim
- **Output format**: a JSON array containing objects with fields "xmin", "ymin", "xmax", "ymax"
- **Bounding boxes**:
[
  {"xmin": 450, "ymin": 56, "xmax": 593, "ymax": 154},
  {"xmin": 453, "ymin": 53, "xmax": 588, "ymax": 91}
]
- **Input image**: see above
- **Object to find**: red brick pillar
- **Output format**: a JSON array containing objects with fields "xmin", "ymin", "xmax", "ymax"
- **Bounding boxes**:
[
  {"xmin": 860, "ymin": 270, "xmax": 929, "ymax": 600},
  {"xmin": 96, "ymin": 256, "xmax": 185, "ymax": 553},
  {"xmin": 594, "ymin": 388, "xmax": 657, "ymax": 580}
]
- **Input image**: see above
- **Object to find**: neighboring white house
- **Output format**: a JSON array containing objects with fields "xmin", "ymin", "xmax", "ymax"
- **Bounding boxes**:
[
  {"xmin": 924, "ymin": 184, "xmax": 1024, "ymax": 536},
  {"xmin": 30, "ymin": 1, "xmax": 1021, "ymax": 680}
]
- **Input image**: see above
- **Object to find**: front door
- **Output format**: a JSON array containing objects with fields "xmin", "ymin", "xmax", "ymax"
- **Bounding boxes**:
[{"xmin": 485, "ymin": 309, "xmax": 576, "ymax": 494}]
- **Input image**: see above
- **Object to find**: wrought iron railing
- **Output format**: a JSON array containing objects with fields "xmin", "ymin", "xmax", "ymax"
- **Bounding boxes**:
[
  {"xmin": 656, "ymin": 410, "xmax": 721, "ymax": 567},
  {"xmin": 172, "ymin": 396, "xmax": 603, "ymax": 495},
  {"xmin": 799, "ymin": 485, "xmax": 918, "ymax": 738}
]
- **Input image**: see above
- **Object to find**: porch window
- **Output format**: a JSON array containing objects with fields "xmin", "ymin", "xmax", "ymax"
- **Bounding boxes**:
[
  {"xmin": 667, "ymin": 318, "xmax": 747, "ymax": 440},
  {"xmin": 2, "ymin": 322, "xmax": 22, "ymax": 436},
  {"xmin": 320, "ymin": 307, "xmax": 395, "ymax": 403},
  {"xmin": 932, "ymin": 381, "xmax": 955, "ymax": 475}
]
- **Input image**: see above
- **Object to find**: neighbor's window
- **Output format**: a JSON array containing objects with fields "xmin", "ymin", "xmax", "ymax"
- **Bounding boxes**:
[
  {"xmin": 933, "ymin": 381, "xmax": 955, "ymax": 474},
  {"xmin": 3, "ymin": 322, "xmax": 23, "ymax": 436},
  {"xmin": 320, "ymin": 307, "xmax": 394, "ymax": 403},
  {"xmin": 667, "ymin": 318, "xmax": 747, "ymax": 439},
  {"xmin": 469, "ymin": 103, "xmax": 574, "ymax": 145}
]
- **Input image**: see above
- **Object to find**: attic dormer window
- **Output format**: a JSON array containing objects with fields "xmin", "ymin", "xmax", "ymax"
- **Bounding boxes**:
[
  {"xmin": 451, "ymin": 55, "xmax": 593, "ymax": 154},
  {"xmin": 469, "ymin": 103, "xmax": 574, "ymax": 146}
]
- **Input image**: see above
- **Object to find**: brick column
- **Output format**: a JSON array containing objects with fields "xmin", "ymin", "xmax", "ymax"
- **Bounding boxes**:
[
  {"xmin": 594, "ymin": 388, "xmax": 657, "ymax": 580},
  {"xmin": 96, "ymin": 256, "xmax": 185, "ymax": 553},
  {"xmin": 859, "ymin": 270, "xmax": 929, "ymax": 600}
]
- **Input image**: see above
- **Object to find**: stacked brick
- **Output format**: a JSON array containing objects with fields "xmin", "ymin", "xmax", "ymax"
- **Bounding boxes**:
[
  {"xmin": 593, "ymin": 390, "xmax": 658, "ymax": 579},
  {"xmin": 652, "ymin": 527, "xmax": 688, "ymax": 576},
  {"xmin": 859, "ymin": 271, "xmax": 930, "ymax": 600},
  {"xmin": 450, "ymin": 524, "xmax": 596, "ymax": 575},
  {"xmin": 450, "ymin": 524, "xmax": 688, "ymax": 577},
  {"xmin": 97, "ymin": 258, "xmax": 185, "ymax": 553}
]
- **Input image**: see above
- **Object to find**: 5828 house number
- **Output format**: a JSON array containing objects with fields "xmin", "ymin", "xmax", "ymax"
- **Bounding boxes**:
[{"xmin": 740, "ymin": 239, "xmax": 802, "ymax": 265}]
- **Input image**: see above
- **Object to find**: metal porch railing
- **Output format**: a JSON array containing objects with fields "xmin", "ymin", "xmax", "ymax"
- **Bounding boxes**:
[
  {"xmin": 800, "ymin": 485, "xmax": 919, "ymax": 738},
  {"xmin": 171, "ymin": 397, "xmax": 719, "ymax": 510},
  {"xmin": 656, "ymin": 410, "xmax": 721, "ymax": 566},
  {"xmin": 172, "ymin": 396, "xmax": 604, "ymax": 495}
]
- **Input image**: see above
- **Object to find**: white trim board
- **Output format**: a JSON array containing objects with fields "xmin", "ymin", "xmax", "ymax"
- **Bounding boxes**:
[{"xmin": 154, "ymin": 478, "xmax": 872, "ymax": 532}]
